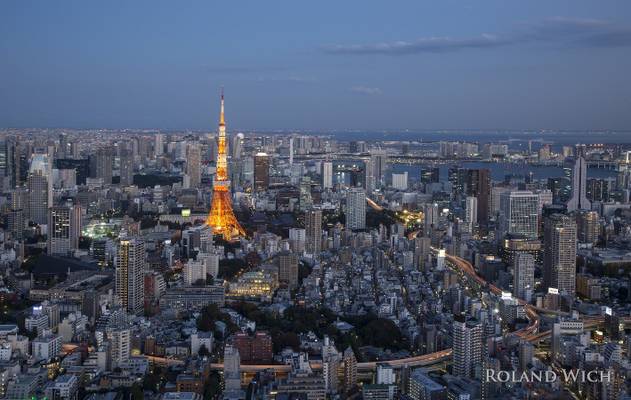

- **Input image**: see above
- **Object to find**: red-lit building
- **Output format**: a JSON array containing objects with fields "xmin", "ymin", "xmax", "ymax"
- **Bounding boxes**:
[{"xmin": 231, "ymin": 331, "xmax": 273, "ymax": 363}]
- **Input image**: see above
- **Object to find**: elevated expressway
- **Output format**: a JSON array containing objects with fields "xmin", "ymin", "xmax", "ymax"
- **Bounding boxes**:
[{"xmin": 196, "ymin": 224, "xmax": 618, "ymax": 374}]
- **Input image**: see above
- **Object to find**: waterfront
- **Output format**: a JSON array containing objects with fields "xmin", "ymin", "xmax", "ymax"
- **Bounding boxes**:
[{"xmin": 392, "ymin": 161, "xmax": 619, "ymax": 182}]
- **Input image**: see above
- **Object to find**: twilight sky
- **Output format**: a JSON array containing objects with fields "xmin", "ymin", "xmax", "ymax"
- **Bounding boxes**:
[{"xmin": 1, "ymin": 0, "xmax": 631, "ymax": 131}]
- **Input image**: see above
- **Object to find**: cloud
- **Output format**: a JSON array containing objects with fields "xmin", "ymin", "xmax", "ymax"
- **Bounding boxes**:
[
  {"xmin": 204, "ymin": 65, "xmax": 289, "ymax": 74},
  {"xmin": 256, "ymin": 75, "xmax": 317, "ymax": 83},
  {"xmin": 351, "ymin": 86, "xmax": 382, "ymax": 95},
  {"xmin": 325, "ymin": 34, "xmax": 513, "ymax": 55},
  {"xmin": 322, "ymin": 17, "xmax": 631, "ymax": 56}
]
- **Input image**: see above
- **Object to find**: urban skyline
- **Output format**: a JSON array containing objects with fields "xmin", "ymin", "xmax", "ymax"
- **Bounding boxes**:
[{"xmin": 2, "ymin": 2, "xmax": 631, "ymax": 400}]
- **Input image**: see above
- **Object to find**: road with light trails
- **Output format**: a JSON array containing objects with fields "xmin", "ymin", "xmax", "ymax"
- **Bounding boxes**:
[
  {"xmin": 198, "ymin": 244, "xmax": 619, "ymax": 373},
  {"xmin": 205, "ymin": 349, "xmax": 453, "ymax": 373},
  {"xmin": 366, "ymin": 197, "xmax": 383, "ymax": 211}
]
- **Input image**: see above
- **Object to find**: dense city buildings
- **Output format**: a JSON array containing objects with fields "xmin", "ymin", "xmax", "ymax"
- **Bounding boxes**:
[
  {"xmin": 0, "ymin": 126, "xmax": 630, "ymax": 400},
  {"xmin": 2, "ymin": 5, "xmax": 631, "ymax": 396},
  {"xmin": 1, "ymin": 95, "xmax": 631, "ymax": 400}
]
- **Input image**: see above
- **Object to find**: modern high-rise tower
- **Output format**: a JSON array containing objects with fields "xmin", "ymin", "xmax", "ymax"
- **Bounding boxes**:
[
  {"xmin": 513, "ymin": 252, "xmax": 535, "ymax": 301},
  {"xmin": 543, "ymin": 214, "xmax": 577, "ymax": 297},
  {"xmin": 567, "ymin": 144, "xmax": 591, "ymax": 212},
  {"xmin": 499, "ymin": 191, "xmax": 539, "ymax": 239},
  {"xmin": 321, "ymin": 161, "xmax": 333, "ymax": 189},
  {"xmin": 115, "ymin": 238, "xmax": 145, "ymax": 314},
  {"xmin": 48, "ymin": 204, "xmax": 82, "ymax": 256},
  {"xmin": 206, "ymin": 90, "xmax": 246, "ymax": 241},
  {"xmin": 452, "ymin": 316, "xmax": 482, "ymax": 378},
  {"xmin": 186, "ymin": 144, "xmax": 201, "ymax": 189},
  {"xmin": 254, "ymin": 152, "xmax": 270, "ymax": 191},
  {"xmin": 305, "ymin": 208, "xmax": 322, "ymax": 257},
  {"xmin": 346, "ymin": 188, "xmax": 366, "ymax": 230}
]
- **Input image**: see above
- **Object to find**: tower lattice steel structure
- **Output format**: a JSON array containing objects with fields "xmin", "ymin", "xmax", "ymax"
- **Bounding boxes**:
[{"xmin": 206, "ymin": 90, "xmax": 246, "ymax": 240}]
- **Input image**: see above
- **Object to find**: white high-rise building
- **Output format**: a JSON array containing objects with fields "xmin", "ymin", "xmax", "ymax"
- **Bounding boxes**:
[
  {"xmin": 465, "ymin": 196, "xmax": 478, "ymax": 233},
  {"xmin": 376, "ymin": 364, "xmax": 396, "ymax": 385},
  {"xmin": 289, "ymin": 137, "xmax": 294, "ymax": 165},
  {"xmin": 32, "ymin": 332, "xmax": 62, "ymax": 361},
  {"xmin": 346, "ymin": 188, "xmax": 366, "ymax": 230},
  {"xmin": 109, "ymin": 328, "xmax": 131, "ymax": 368},
  {"xmin": 289, "ymin": 228, "xmax": 306, "ymax": 253},
  {"xmin": 184, "ymin": 259, "xmax": 207, "ymax": 286},
  {"xmin": 452, "ymin": 317, "xmax": 482, "ymax": 378},
  {"xmin": 436, "ymin": 248, "xmax": 446, "ymax": 270},
  {"xmin": 321, "ymin": 161, "xmax": 333, "ymax": 189},
  {"xmin": 115, "ymin": 238, "xmax": 145, "ymax": 314},
  {"xmin": 423, "ymin": 203, "xmax": 439, "ymax": 237},
  {"xmin": 392, "ymin": 171, "xmax": 408, "ymax": 190},
  {"xmin": 513, "ymin": 253, "xmax": 535, "ymax": 301},
  {"xmin": 223, "ymin": 345, "xmax": 242, "ymax": 393},
  {"xmin": 500, "ymin": 191, "xmax": 539, "ymax": 239},
  {"xmin": 154, "ymin": 133, "xmax": 164, "ymax": 157}
]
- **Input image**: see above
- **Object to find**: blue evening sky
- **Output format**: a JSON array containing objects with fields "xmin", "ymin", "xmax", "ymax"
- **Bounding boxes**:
[{"xmin": 1, "ymin": 1, "xmax": 630, "ymax": 131}]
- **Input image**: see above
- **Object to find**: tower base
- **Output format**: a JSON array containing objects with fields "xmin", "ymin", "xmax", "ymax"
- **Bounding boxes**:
[{"xmin": 206, "ymin": 189, "xmax": 246, "ymax": 241}]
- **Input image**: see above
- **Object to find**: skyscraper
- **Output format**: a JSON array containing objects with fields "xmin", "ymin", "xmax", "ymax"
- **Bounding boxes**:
[
  {"xmin": 452, "ymin": 316, "xmax": 482, "ymax": 378},
  {"xmin": 321, "ymin": 161, "xmax": 333, "ymax": 189},
  {"xmin": 5, "ymin": 137, "xmax": 22, "ymax": 189},
  {"xmin": 466, "ymin": 169, "xmax": 491, "ymax": 225},
  {"xmin": 115, "ymin": 238, "xmax": 146, "ymax": 314},
  {"xmin": 420, "ymin": 167, "xmax": 439, "ymax": 184},
  {"xmin": 278, "ymin": 251, "xmax": 299, "ymax": 289},
  {"xmin": 369, "ymin": 150, "xmax": 388, "ymax": 189},
  {"xmin": 513, "ymin": 253, "xmax": 535, "ymax": 301},
  {"xmin": 118, "ymin": 147, "xmax": 134, "ymax": 186},
  {"xmin": 567, "ymin": 144, "xmax": 591, "ymax": 212},
  {"xmin": 544, "ymin": 214, "xmax": 577, "ymax": 297},
  {"xmin": 576, "ymin": 210, "xmax": 599, "ymax": 245},
  {"xmin": 206, "ymin": 90, "xmax": 246, "ymax": 240},
  {"xmin": 423, "ymin": 203, "xmax": 439, "ymax": 237},
  {"xmin": 254, "ymin": 152, "xmax": 270, "ymax": 191},
  {"xmin": 186, "ymin": 144, "xmax": 201, "ymax": 189},
  {"xmin": 464, "ymin": 196, "xmax": 477, "ymax": 234},
  {"xmin": 8, "ymin": 187, "xmax": 26, "ymax": 240},
  {"xmin": 231, "ymin": 132, "xmax": 244, "ymax": 160},
  {"xmin": 305, "ymin": 208, "xmax": 322, "ymax": 257},
  {"xmin": 448, "ymin": 167, "xmax": 468, "ymax": 203},
  {"xmin": 91, "ymin": 146, "xmax": 113, "ymax": 184},
  {"xmin": 499, "ymin": 191, "xmax": 539, "ymax": 239},
  {"xmin": 27, "ymin": 154, "xmax": 51, "ymax": 225},
  {"xmin": 47, "ymin": 204, "xmax": 82, "ymax": 256},
  {"xmin": 58, "ymin": 132, "xmax": 70, "ymax": 159},
  {"xmin": 346, "ymin": 188, "xmax": 366, "ymax": 230},
  {"xmin": 154, "ymin": 133, "xmax": 164, "ymax": 157}
]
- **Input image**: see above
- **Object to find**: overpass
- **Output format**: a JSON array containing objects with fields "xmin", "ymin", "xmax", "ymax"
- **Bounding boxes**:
[
  {"xmin": 196, "ymin": 250, "xmax": 617, "ymax": 374},
  {"xmin": 206, "ymin": 349, "xmax": 452, "ymax": 373}
]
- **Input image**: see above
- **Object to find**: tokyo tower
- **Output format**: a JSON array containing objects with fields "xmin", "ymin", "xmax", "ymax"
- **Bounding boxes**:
[{"xmin": 206, "ymin": 89, "xmax": 246, "ymax": 240}]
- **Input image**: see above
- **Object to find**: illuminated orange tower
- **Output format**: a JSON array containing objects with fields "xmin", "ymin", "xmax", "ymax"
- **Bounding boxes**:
[{"xmin": 206, "ymin": 89, "xmax": 246, "ymax": 240}]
